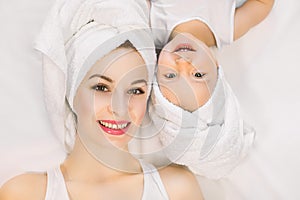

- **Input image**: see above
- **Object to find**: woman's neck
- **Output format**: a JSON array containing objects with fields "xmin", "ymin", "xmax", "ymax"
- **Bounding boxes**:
[{"xmin": 61, "ymin": 136, "xmax": 142, "ymax": 182}]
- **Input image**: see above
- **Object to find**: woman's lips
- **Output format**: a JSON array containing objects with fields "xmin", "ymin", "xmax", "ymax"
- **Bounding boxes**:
[{"xmin": 98, "ymin": 120, "xmax": 130, "ymax": 136}]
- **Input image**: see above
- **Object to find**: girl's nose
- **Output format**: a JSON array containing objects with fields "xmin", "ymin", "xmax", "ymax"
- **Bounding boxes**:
[
  {"xmin": 174, "ymin": 77, "xmax": 199, "ymax": 112},
  {"xmin": 175, "ymin": 52, "xmax": 193, "ymax": 64}
]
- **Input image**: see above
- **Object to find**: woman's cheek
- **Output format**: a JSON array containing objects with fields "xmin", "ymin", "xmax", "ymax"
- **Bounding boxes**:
[
  {"xmin": 94, "ymin": 93, "xmax": 111, "ymax": 116},
  {"xmin": 74, "ymin": 88, "xmax": 93, "ymax": 117},
  {"xmin": 129, "ymin": 96, "xmax": 147, "ymax": 126}
]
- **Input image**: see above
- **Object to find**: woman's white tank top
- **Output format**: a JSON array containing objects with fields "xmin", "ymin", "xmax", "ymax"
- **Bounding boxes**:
[{"xmin": 44, "ymin": 161, "xmax": 169, "ymax": 200}]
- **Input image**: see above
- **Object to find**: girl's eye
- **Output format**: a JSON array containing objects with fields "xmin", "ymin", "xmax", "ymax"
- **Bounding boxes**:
[
  {"xmin": 92, "ymin": 84, "xmax": 109, "ymax": 92},
  {"xmin": 193, "ymin": 72, "xmax": 205, "ymax": 78},
  {"xmin": 164, "ymin": 73, "xmax": 177, "ymax": 79},
  {"xmin": 127, "ymin": 88, "xmax": 145, "ymax": 95}
]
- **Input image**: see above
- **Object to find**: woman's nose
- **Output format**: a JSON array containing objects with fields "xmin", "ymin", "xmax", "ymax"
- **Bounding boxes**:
[{"xmin": 109, "ymin": 90, "xmax": 127, "ymax": 117}]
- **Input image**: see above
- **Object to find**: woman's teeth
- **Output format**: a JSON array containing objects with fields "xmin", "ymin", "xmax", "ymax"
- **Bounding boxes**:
[{"xmin": 99, "ymin": 121, "xmax": 128, "ymax": 129}]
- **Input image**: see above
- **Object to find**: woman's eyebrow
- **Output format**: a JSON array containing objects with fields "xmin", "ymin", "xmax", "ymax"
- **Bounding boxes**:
[
  {"xmin": 131, "ymin": 79, "xmax": 147, "ymax": 85},
  {"xmin": 89, "ymin": 74, "xmax": 113, "ymax": 83}
]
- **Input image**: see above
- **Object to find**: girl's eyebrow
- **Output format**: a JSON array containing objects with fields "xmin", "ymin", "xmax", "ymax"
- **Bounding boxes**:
[
  {"xmin": 131, "ymin": 79, "xmax": 147, "ymax": 85},
  {"xmin": 89, "ymin": 74, "xmax": 113, "ymax": 83}
]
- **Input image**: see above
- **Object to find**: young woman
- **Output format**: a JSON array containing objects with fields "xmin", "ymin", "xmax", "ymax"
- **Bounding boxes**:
[
  {"xmin": 0, "ymin": 27, "xmax": 203, "ymax": 200},
  {"xmin": 0, "ymin": 0, "xmax": 203, "ymax": 199}
]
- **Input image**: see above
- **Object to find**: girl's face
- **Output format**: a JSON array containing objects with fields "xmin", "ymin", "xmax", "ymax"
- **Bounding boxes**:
[
  {"xmin": 73, "ymin": 47, "xmax": 148, "ymax": 151},
  {"xmin": 157, "ymin": 33, "xmax": 218, "ymax": 112}
]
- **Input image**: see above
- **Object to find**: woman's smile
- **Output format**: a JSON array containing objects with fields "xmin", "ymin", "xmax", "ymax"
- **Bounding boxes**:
[{"xmin": 98, "ymin": 120, "xmax": 131, "ymax": 136}]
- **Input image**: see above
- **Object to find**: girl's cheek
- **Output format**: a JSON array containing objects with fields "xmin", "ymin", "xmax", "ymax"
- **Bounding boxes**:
[{"xmin": 160, "ymin": 85, "xmax": 180, "ymax": 106}]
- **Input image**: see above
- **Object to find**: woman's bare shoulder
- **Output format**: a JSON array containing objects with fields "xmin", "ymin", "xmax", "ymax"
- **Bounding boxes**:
[
  {"xmin": 159, "ymin": 164, "xmax": 204, "ymax": 200},
  {"xmin": 0, "ymin": 173, "xmax": 47, "ymax": 200}
]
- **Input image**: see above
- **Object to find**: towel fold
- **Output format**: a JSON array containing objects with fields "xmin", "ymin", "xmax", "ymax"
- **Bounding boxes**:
[
  {"xmin": 150, "ymin": 66, "xmax": 255, "ymax": 179},
  {"xmin": 236, "ymin": 0, "xmax": 248, "ymax": 7},
  {"xmin": 34, "ymin": 0, "xmax": 156, "ymax": 153}
]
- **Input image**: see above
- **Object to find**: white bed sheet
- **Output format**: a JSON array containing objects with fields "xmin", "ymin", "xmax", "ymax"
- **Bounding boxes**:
[
  {"xmin": 208, "ymin": 0, "xmax": 300, "ymax": 199},
  {"xmin": 0, "ymin": 0, "xmax": 299, "ymax": 199}
]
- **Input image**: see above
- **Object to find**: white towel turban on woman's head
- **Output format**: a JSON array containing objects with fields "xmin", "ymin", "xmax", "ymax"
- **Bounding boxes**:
[{"xmin": 34, "ymin": 0, "xmax": 156, "ymax": 153}]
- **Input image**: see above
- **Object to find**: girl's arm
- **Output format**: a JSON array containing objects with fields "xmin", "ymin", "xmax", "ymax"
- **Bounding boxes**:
[
  {"xmin": 234, "ymin": 0, "xmax": 275, "ymax": 40},
  {"xmin": 170, "ymin": 0, "xmax": 274, "ymax": 47}
]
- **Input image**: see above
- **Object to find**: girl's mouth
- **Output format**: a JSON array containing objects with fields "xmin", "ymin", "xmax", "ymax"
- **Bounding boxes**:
[
  {"xmin": 174, "ymin": 43, "xmax": 195, "ymax": 52},
  {"xmin": 98, "ymin": 120, "xmax": 130, "ymax": 136}
]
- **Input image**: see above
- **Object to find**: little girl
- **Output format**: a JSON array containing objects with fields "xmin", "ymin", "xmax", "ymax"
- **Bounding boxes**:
[{"xmin": 146, "ymin": 0, "xmax": 274, "ymax": 179}]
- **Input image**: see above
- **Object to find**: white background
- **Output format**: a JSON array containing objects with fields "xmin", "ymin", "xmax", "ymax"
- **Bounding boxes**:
[{"xmin": 0, "ymin": 0, "xmax": 299, "ymax": 199}]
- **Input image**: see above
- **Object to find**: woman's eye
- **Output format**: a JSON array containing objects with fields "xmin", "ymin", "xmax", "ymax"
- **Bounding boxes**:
[
  {"xmin": 164, "ymin": 73, "xmax": 177, "ymax": 79},
  {"xmin": 128, "ymin": 88, "xmax": 145, "ymax": 95},
  {"xmin": 193, "ymin": 72, "xmax": 205, "ymax": 78},
  {"xmin": 93, "ymin": 84, "xmax": 109, "ymax": 92}
]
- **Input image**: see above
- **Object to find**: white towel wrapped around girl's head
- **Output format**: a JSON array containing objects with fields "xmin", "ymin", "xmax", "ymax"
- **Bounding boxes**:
[{"xmin": 149, "ymin": 36, "xmax": 255, "ymax": 179}]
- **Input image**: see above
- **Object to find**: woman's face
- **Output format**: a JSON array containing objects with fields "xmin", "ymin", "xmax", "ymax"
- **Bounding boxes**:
[
  {"xmin": 73, "ymin": 47, "xmax": 148, "ymax": 151},
  {"xmin": 157, "ymin": 33, "xmax": 218, "ymax": 112}
]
